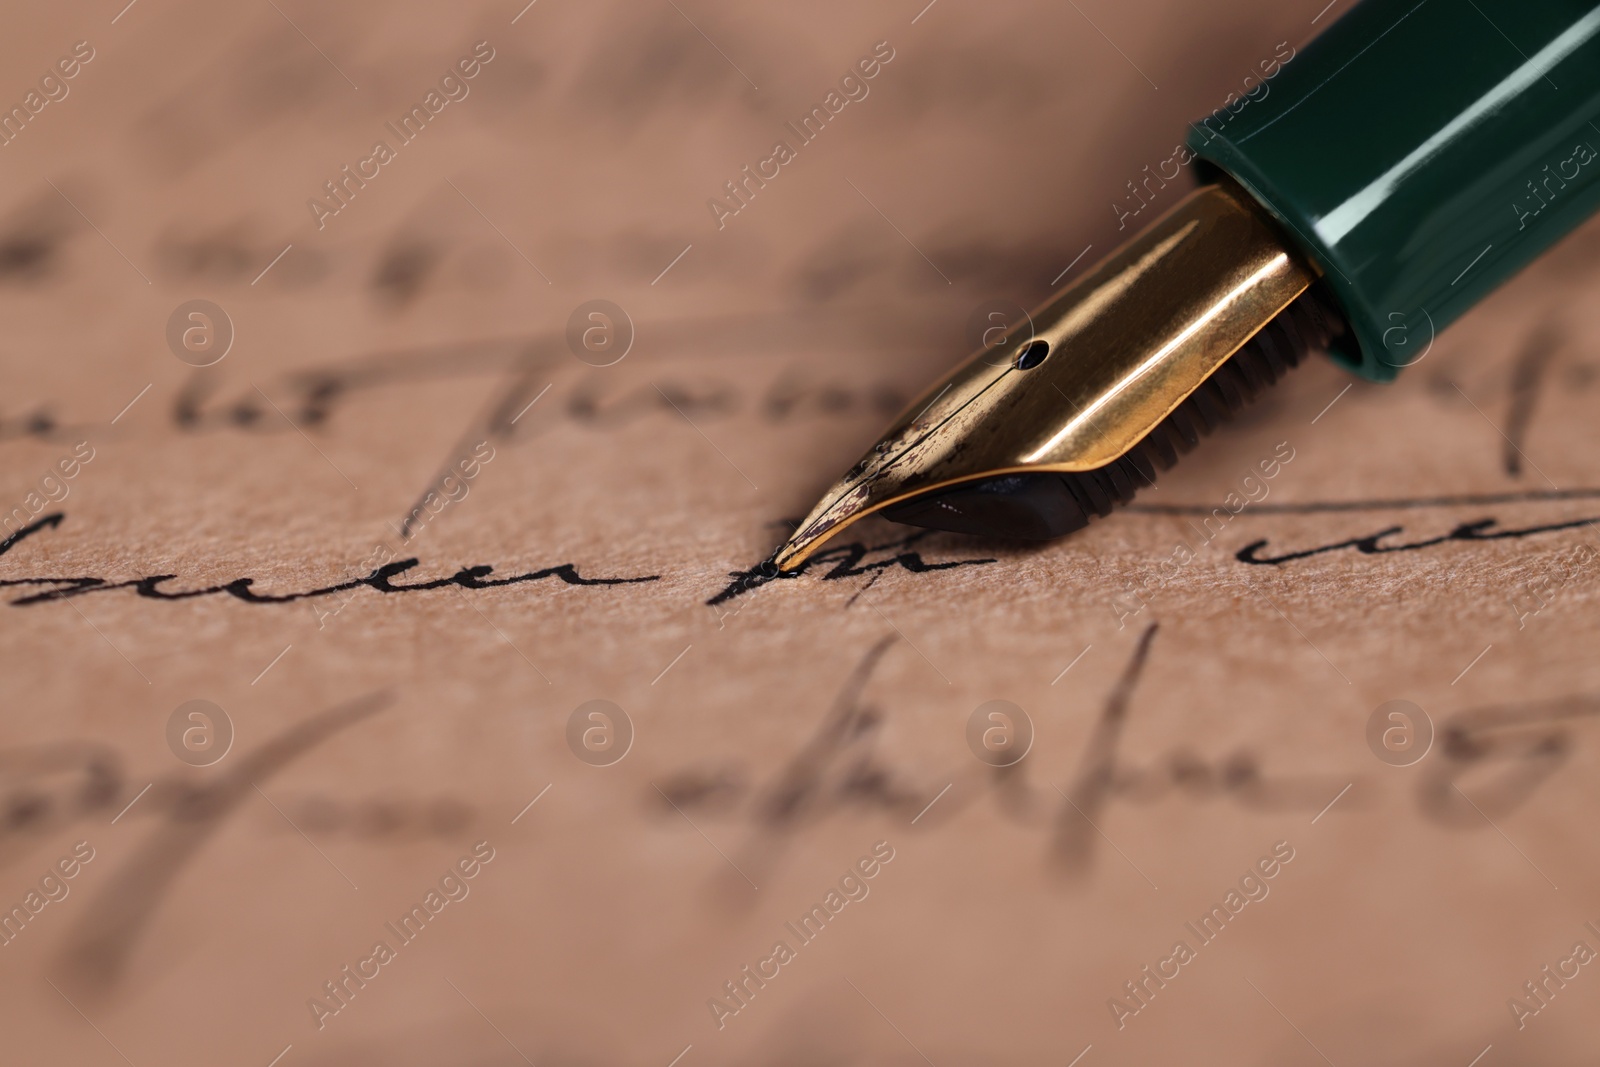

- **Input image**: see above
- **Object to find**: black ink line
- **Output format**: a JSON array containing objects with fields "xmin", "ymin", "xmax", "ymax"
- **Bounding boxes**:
[
  {"xmin": 58, "ymin": 691, "xmax": 394, "ymax": 996},
  {"xmin": 1237, "ymin": 514, "xmax": 1600, "ymax": 565},
  {"xmin": 708, "ymin": 530, "xmax": 995, "ymax": 606},
  {"xmin": 0, "ymin": 512, "xmax": 63, "ymax": 557},
  {"xmin": 156, "ymin": 313, "xmax": 931, "ymax": 441},
  {"xmin": 755, "ymin": 633, "xmax": 902, "ymax": 828},
  {"xmin": 397, "ymin": 344, "xmax": 548, "ymax": 538},
  {"xmin": 1130, "ymin": 487, "xmax": 1600, "ymax": 517},
  {"xmin": 652, "ymin": 633, "xmax": 934, "ymax": 901},
  {"xmin": 729, "ymin": 633, "xmax": 930, "ymax": 887},
  {"xmin": 1502, "ymin": 326, "xmax": 1559, "ymax": 477},
  {"xmin": 843, "ymin": 570, "xmax": 884, "ymax": 609},
  {"xmin": 0, "ymin": 515, "xmax": 657, "ymax": 606},
  {"xmin": 1419, "ymin": 692, "xmax": 1600, "ymax": 828},
  {"xmin": 1052, "ymin": 623, "xmax": 1159, "ymax": 878},
  {"xmin": 4, "ymin": 559, "xmax": 659, "ymax": 607}
]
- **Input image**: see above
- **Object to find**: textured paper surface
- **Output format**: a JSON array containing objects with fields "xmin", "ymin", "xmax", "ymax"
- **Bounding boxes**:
[{"xmin": 4, "ymin": 1, "xmax": 1600, "ymax": 1064}]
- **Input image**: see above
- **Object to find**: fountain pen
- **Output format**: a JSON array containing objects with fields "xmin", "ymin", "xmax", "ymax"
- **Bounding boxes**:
[{"xmin": 774, "ymin": 0, "xmax": 1600, "ymax": 571}]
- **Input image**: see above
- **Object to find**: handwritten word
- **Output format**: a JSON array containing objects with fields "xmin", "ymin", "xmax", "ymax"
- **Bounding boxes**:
[
  {"xmin": 309, "ymin": 840, "xmax": 496, "ymax": 1029},
  {"xmin": 0, "ymin": 840, "xmax": 95, "ymax": 947},
  {"xmin": 1112, "ymin": 441, "xmax": 1294, "ymax": 627},
  {"xmin": 1417, "ymin": 692, "xmax": 1600, "ymax": 828},
  {"xmin": 2, "ymin": 440, "xmax": 93, "ymax": 535},
  {"xmin": 308, "ymin": 42, "xmax": 497, "ymax": 229},
  {"xmin": 1237, "ymin": 513, "xmax": 1600, "ymax": 565},
  {"xmin": 1114, "ymin": 41, "xmax": 1294, "ymax": 230},
  {"xmin": 708, "ymin": 841, "xmax": 895, "ymax": 1030},
  {"xmin": 708, "ymin": 41, "xmax": 896, "ymax": 230},
  {"xmin": 1107, "ymin": 840, "xmax": 1295, "ymax": 1029},
  {"xmin": 47, "ymin": 693, "xmax": 391, "ymax": 994},
  {"xmin": 707, "ymin": 528, "xmax": 995, "ymax": 605},
  {"xmin": 1507, "ymin": 924, "xmax": 1599, "ymax": 1030},
  {"xmin": 0, "ymin": 513, "xmax": 658, "ymax": 608},
  {"xmin": 171, "ymin": 368, "xmax": 906, "ymax": 440},
  {"xmin": 658, "ymin": 627, "xmax": 1351, "ymax": 885},
  {"xmin": 0, "ymin": 41, "xmax": 95, "ymax": 148},
  {"xmin": 0, "ymin": 745, "xmax": 474, "ymax": 856}
]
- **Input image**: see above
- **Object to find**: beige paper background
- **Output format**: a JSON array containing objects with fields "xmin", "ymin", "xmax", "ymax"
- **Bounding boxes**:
[{"xmin": 2, "ymin": 0, "xmax": 1600, "ymax": 1064}]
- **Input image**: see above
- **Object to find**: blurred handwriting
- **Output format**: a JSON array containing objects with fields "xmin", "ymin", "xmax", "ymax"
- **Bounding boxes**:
[
  {"xmin": 657, "ymin": 625, "xmax": 1356, "ymax": 890},
  {"xmin": 52, "ymin": 691, "xmax": 394, "ymax": 997}
]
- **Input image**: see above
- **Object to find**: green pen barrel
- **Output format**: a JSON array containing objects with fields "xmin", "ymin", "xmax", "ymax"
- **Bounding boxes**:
[{"xmin": 1187, "ymin": 0, "xmax": 1600, "ymax": 381}]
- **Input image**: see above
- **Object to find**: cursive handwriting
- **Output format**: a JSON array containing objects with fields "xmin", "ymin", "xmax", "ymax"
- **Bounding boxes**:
[
  {"xmin": 656, "ymin": 624, "xmax": 1352, "ymax": 888},
  {"xmin": 1418, "ymin": 691, "xmax": 1600, "ymax": 828},
  {"xmin": 1237, "ymin": 514, "xmax": 1600, "ymax": 565},
  {"xmin": 56, "ymin": 691, "xmax": 394, "ymax": 997},
  {"xmin": 707, "ymin": 528, "xmax": 997, "ymax": 606},
  {"xmin": 0, "ymin": 513, "xmax": 658, "ymax": 607}
]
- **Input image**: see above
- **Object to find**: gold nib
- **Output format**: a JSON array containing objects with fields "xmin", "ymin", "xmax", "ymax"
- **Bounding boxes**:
[{"xmin": 773, "ymin": 182, "xmax": 1316, "ymax": 571}]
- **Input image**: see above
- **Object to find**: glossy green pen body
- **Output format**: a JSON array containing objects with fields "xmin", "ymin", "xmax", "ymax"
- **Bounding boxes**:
[
  {"xmin": 774, "ymin": 0, "xmax": 1600, "ymax": 570},
  {"xmin": 1200, "ymin": 0, "xmax": 1600, "ymax": 381}
]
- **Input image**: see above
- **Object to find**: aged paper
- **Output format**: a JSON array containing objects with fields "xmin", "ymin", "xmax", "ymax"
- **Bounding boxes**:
[{"xmin": 3, "ymin": 1, "xmax": 1600, "ymax": 1064}]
